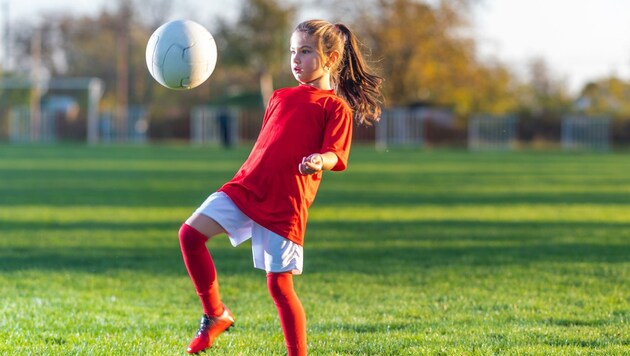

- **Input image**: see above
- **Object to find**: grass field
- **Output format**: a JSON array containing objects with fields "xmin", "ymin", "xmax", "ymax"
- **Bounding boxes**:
[{"xmin": 0, "ymin": 144, "xmax": 628, "ymax": 355}]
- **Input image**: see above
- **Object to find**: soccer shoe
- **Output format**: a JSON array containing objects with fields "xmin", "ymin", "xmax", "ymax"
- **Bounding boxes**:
[{"xmin": 186, "ymin": 305, "xmax": 235, "ymax": 354}]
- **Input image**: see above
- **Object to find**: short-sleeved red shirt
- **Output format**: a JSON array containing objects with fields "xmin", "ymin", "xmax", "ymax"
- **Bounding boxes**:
[{"xmin": 219, "ymin": 84, "xmax": 353, "ymax": 245}]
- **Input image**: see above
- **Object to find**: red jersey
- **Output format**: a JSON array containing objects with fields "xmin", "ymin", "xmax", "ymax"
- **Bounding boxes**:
[{"xmin": 219, "ymin": 84, "xmax": 353, "ymax": 245}]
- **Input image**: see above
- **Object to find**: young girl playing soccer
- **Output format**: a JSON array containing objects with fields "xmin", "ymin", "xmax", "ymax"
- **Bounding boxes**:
[{"xmin": 179, "ymin": 19, "xmax": 382, "ymax": 355}]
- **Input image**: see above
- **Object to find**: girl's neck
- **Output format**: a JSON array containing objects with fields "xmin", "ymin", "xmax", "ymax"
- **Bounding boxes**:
[{"xmin": 301, "ymin": 74, "xmax": 332, "ymax": 90}]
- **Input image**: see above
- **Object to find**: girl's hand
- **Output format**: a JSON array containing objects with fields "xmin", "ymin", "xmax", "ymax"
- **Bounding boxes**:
[{"xmin": 299, "ymin": 153, "xmax": 323, "ymax": 175}]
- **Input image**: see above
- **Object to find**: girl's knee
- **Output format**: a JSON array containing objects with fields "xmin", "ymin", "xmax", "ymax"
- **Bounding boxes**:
[
  {"xmin": 267, "ymin": 272, "xmax": 295, "ymax": 300},
  {"xmin": 179, "ymin": 223, "xmax": 208, "ymax": 251}
]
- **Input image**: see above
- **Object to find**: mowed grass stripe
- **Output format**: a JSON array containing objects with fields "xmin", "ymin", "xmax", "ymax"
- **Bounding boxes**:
[{"xmin": 3, "ymin": 204, "xmax": 630, "ymax": 223}]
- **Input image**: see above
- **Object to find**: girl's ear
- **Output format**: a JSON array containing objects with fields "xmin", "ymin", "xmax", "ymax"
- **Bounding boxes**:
[{"xmin": 326, "ymin": 50, "xmax": 340, "ymax": 68}]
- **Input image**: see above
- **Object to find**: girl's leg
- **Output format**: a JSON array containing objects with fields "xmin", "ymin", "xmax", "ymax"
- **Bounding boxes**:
[
  {"xmin": 179, "ymin": 214, "xmax": 235, "ymax": 354},
  {"xmin": 267, "ymin": 272, "xmax": 307, "ymax": 356},
  {"xmin": 179, "ymin": 214, "xmax": 226, "ymax": 317}
]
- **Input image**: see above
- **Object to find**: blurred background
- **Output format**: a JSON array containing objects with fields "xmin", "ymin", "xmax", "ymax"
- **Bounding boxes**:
[{"xmin": 1, "ymin": 0, "xmax": 629, "ymax": 150}]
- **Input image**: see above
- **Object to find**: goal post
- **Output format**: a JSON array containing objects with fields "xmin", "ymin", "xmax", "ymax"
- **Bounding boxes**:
[{"xmin": 1, "ymin": 77, "xmax": 104, "ymax": 143}]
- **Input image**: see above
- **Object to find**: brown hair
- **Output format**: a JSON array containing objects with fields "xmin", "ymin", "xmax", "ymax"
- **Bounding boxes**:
[{"xmin": 294, "ymin": 20, "xmax": 383, "ymax": 126}]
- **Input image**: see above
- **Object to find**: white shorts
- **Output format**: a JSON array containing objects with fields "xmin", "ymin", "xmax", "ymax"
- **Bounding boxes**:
[{"xmin": 194, "ymin": 192, "xmax": 303, "ymax": 275}]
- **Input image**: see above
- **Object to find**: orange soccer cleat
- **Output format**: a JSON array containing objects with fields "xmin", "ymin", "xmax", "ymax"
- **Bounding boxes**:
[{"xmin": 186, "ymin": 305, "xmax": 235, "ymax": 354}]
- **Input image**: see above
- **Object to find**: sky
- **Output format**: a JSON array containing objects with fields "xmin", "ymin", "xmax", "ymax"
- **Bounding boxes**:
[
  {"xmin": 472, "ymin": 0, "xmax": 630, "ymax": 94},
  {"xmin": 4, "ymin": 0, "xmax": 630, "ymax": 95}
]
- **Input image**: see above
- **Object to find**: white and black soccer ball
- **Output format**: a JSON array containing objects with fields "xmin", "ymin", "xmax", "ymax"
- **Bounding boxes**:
[{"xmin": 146, "ymin": 19, "xmax": 217, "ymax": 90}]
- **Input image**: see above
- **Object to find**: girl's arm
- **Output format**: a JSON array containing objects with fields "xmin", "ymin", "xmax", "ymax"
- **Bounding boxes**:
[{"xmin": 298, "ymin": 152, "xmax": 338, "ymax": 175}]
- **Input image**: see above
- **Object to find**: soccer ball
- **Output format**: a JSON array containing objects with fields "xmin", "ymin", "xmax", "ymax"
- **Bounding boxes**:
[{"xmin": 146, "ymin": 19, "xmax": 217, "ymax": 90}]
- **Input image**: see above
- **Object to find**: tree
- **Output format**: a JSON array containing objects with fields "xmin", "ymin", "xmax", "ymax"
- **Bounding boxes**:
[
  {"xmin": 342, "ymin": 0, "xmax": 519, "ymax": 117},
  {"xmin": 518, "ymin": 57, "xmax": 571, "ymax": 114},
  {"xmin": 577, "ymin": 77, "xmax": 630, "ymax": 117},
  {"xmin": 214, "ymin": 0, "xmax": 295, "ymax": 107}
]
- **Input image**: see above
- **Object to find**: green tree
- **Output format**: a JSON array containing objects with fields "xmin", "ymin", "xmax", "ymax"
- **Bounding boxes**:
[{"xmin": 214, "ymin": 0, "xmax": 295, "ymax": 107}]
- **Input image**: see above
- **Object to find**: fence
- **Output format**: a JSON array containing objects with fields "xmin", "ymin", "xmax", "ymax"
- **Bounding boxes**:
[
  {"xmin": 468, "ymin": 115, "xmax": 518, "ymax": 151},
  {"xmin": 98, "ymin": 106, "xmax": 149, "ymax": 143},
  {"xmin": 375, "ymin": 108, "xmax": 424, "ymax": 149},
  {"xmin": 6, "ymin": 105, "xmax": 148, "ymax": 143},
  {"xmin": 561, "ymin": 115, "xmax": 610, "ymax": 151},
  {"xmin": 190, "ymin": 106, "xmax": 240, "ymax": 147}
]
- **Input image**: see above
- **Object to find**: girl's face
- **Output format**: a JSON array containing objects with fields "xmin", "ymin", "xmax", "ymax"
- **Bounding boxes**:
[{"xmin": 290, "ymin": 31, "xmax": 328, "ymax": 88}]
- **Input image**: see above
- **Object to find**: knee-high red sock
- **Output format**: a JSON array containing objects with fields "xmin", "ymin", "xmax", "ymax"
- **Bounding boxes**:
[
  {"xmin": 179, "ymin": 223, "xmax": 223, "ymax": 317},
  {"xmin": 267, "ymin": 272, "xmax": 307, "ymax": 356}
]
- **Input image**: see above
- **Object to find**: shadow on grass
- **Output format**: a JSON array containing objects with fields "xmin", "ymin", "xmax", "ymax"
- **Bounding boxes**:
[
  {"xmin": 317, "ymin": 191, "xmax": 630, "ymax": 206},
  {"xmin": 1, "ymin": 220, "xmax": 628, "ymax": 276},
  {"xmin": 0, "ymin": 238, "xmax": 252, "ymax": 276},
  {"xmin": 0, "ymin": 172, "xmax": 222, "ymax": 208},
  {"xmin": 306, "ymin": 220, "xmax": 630, "ymax": 273},
  {"xmin": 306, "ymin": 242, "xmax": 630, "ymax": 274}
]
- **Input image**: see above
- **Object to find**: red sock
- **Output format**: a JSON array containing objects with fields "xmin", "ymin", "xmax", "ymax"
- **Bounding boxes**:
[
  {"xmin": 179, "ymin": 224, "xmax": 223, "ymax": 317},
  {"xmin": 267, "ymin": 272, "xmax": 307, "ymax": 356}
]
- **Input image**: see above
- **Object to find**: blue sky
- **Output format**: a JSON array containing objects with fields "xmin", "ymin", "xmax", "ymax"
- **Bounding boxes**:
[{"xmin": 6, "ymin": 0, "xmax": 630, "ymax": 94}]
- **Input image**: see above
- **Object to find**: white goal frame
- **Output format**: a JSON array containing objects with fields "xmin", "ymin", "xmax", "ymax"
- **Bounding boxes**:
[{"xmin": 1, "ymin": 77, "xmax": 104, "ymax": 143}]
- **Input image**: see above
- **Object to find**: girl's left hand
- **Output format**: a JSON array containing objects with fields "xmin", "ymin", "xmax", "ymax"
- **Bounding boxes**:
[{"xmin": 299, "ymin": 153, "xmax": 323, "ymax": 175}]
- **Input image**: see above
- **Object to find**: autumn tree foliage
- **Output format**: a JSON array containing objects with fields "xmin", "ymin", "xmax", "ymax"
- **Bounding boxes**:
[{"xmin": 346, "ymin": 0, "xmax": 519, "ymax": 116}]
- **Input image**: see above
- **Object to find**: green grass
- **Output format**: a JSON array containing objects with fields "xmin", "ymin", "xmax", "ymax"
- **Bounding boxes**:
[{"xmin": 0, "ymin": 144, "xmax": 628, "ymax": 355}]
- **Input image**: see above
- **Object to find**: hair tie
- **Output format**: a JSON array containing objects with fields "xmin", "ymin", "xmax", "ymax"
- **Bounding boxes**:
[{"xmin": 334, "ymin": 24, "xmax": 349, "ymax": 46}]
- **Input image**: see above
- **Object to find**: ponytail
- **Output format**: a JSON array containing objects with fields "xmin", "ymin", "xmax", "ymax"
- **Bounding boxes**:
[
  {"xmin": 334, "ymin": 23, "xmax": 383, "ymax": 126},
  {"xmin": 294, "ymin": 20, "xmax": 383, "ymax": 126}
]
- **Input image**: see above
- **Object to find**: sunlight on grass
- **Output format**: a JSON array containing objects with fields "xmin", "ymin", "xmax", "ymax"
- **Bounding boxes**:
[
  {"xmin": 0, "ymin": 206, "xmax": 189, "ymax": 223},
  {"xmin": 3, "ymin": 203, "xmax": 629, "ymax": 232}
]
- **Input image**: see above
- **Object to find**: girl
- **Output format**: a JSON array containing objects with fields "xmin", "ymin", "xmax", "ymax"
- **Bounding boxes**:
[{"xmin": 179, "ymin": 19, "xmax": 382, "ymax": 355}]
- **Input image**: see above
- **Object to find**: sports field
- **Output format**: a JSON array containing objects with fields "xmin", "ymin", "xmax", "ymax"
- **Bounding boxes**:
[{"xmin": 0, "ymin": 144, "xmax": 628, "ymax": 355}]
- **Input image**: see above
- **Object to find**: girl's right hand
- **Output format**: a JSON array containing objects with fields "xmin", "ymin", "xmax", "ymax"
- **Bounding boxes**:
[{"xmin": 298, "ymin": 154, "xmax": 323, "ymax": 175}]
